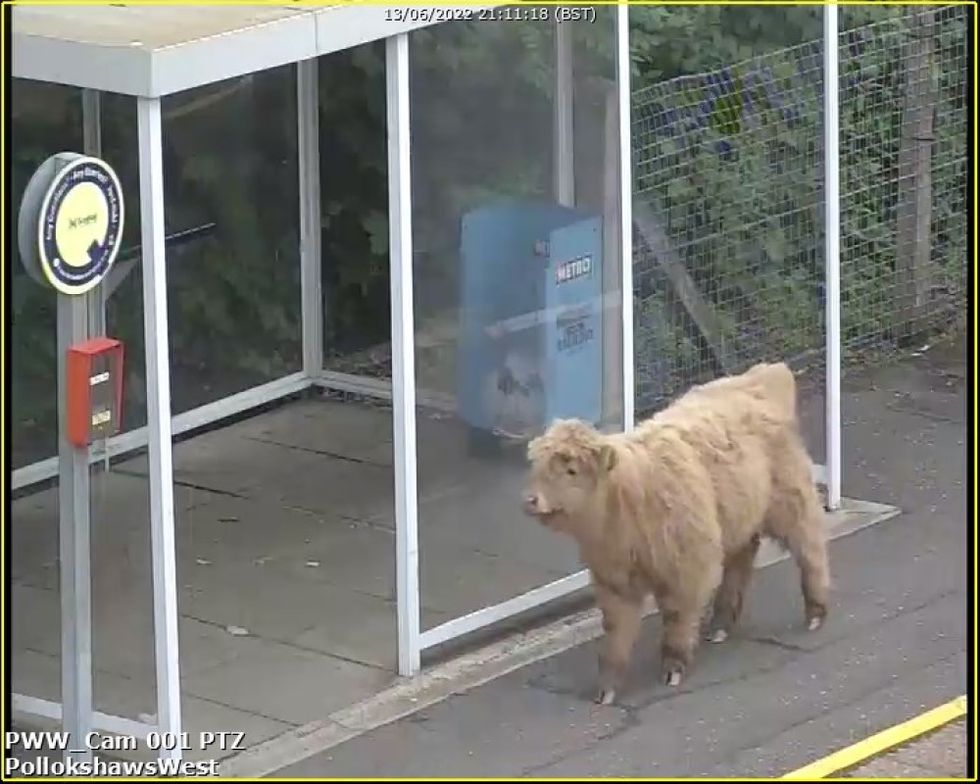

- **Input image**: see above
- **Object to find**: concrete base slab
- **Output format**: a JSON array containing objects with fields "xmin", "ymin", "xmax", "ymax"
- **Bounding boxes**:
[
  {"xmin": 181, "ymin": 637, "xmax": 392, "ymax": 726},
  {"xmin": 10, "ymin": 661, "xmax": 293, "ymax": 765},
  {"xmin": 117, "ymin": 424, "xmax": 331, "ymax": 496},
  {"xmin": 9, "ymin": 395, "xmax": 609, "ymax": 762},
  {"xmin": 232, "ymin": 398, "xmax": 394, "ymax": 464},
  {"xmin": 5, "ymin": 392, "xmax": 905, "ymax": 773},
  {"xmin": 217, "ymin": 495, "xmax": 900, "ymax": 777}
]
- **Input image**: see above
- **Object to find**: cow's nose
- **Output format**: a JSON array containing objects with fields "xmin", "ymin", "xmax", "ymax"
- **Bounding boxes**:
[{"xmin": 523, "ymin": 494, "xmax": 539, "ymax": 511}]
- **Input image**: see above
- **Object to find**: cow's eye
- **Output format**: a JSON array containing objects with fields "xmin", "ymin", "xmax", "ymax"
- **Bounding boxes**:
[{"xmin": 566, "ymin": 465, "xmax": 577, "ymax": 476}]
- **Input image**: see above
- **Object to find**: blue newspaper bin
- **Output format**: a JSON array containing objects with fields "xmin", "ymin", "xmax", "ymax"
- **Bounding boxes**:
[{"xmin": 457, "ymin": 199, "xmax": 603, "ymax": 454}]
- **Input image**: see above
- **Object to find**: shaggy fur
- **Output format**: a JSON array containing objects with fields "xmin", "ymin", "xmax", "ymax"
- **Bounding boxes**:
[{"xmin": 522, "ymin": 362, "xmax": 829, "ymax": 704}]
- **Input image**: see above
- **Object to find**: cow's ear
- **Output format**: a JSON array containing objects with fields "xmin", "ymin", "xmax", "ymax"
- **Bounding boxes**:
[{"xmin": 599, "ymin": 444, "xmax": 618, "ymax": 473}]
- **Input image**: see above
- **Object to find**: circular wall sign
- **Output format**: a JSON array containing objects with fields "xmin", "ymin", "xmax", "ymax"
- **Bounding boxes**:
[{"xmin": 17, "ymin": 152, "xmax": 125, "ymax": 296}]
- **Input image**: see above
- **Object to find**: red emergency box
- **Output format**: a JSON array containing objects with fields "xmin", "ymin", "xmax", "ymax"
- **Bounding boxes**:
[{"xmin": 66, "ymin": 337, "xmax": 125, "ymax": 448}]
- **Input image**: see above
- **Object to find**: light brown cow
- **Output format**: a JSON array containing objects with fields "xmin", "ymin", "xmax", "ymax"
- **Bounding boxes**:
[{"xmin": 522, "ymin": 362, "xmax": 829, "ymax": 704}]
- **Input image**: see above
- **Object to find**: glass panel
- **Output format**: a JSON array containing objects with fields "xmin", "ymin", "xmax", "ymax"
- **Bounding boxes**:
[
  {"xmin": 101, "ymin": 71, "xmax": 397, "ymax": 760},
  {"xmin": 410, "ymin": 8, "xmax": 624, "ymax": 633},
  {"xmin": 10, "ymin": 76, "xmax": 81, "ymax": 720},
  {"xmin": 104, "ymin": 66, "xmax": 303, "ymax": 436},
  {"xmin": 11, "ymin": 79, "xmax": 81, "ymax": 470},
  {"xmin": 100, "ymin": 92, "xmax": 144, "ymax": 436},
  {"xmin": 89, "ymin": 455, "xmax": 158, "ymax": 724},
  {"xmin": 85, "ymin": 94, "xmax": 157, "ymax": 727},
  {"xmin": 318, "ymin": 42, "xmax": 393, "ymax": 381}
]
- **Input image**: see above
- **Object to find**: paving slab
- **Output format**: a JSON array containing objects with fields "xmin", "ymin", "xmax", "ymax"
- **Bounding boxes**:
[
  {"xmin": 259, "ymin": 456, "xmax": 396, "ymax": 524},
  {"xmin": 177, "ymin": 558, "xmax": 383, "ymax": 645},
  {"xmin": 292, "ymin": 603, "xmax": 454, "ymax": 672},
  {"xmin": 268, "ymin": 424, "xmax": 518, "ymax": 530},
  {"xmin": 10, "ymin": 470, "xmax": 220, "ymax": 591},
  {"xmin": 841, "ymin": 755, "xmax": 941, "ymax": 778},
  {"xmin": 10, "ymin": 678, "xmax": 293, "ymax": 766},
  {"xmin": 174, "ymin": 495, "xmax": 338, "ymax": 567},
  {"xmin": 230, "ymin": 397, "xmax": 394, "ymax": 463},
  {"xmin": 418, "ymin": 534, "xmax": 575, "ymax": 620},
  {"xmin": 12, "ymin": 646, "xmax": 158, "ymax": 723},
  {"xmin": 416, "ymin": 465, "xmax": 583, "ymax": 575},
  {"xmin": 11, "ymin": 647, "xmax": 61, "ymax": 705},
  {"xmin": 157, "ymin": 694, "xmax": 295, "ymax": 764},
  {"xmin": 181, "ymin": 636, "xmax": 392, "ymax": 726},
  {"xmin": 11, "ymin": 584, "xmax": 61, "ymax": 659},
  {"xmin": 262, "ymin": 517, "xmax": 397, "ymax": 601},
  {"xmin": 117, "ymin": 424, "xmax": 330, "ymax": 496}
]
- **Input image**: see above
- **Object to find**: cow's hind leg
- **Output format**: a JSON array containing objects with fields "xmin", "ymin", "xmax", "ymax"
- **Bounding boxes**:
[
  {"xmin": 787, "ymin": 511, "xmax": 830, "ymax": 631},
  {"xmin": 707, "ymin": 533, "xmax": 761, "ymax": 643},
  {"xmin": 765, "ymin": 463, "xmax": 831, "ymax": 631}
]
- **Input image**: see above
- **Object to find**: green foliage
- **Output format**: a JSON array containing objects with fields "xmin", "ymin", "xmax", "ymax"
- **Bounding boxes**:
[
  {"xmin": 10, "ymin": 5, "xmax": 969, "ymax": 462},
  {"xmin": 631, "ymin": 6, "xmax": 968, "ymax": 406}
]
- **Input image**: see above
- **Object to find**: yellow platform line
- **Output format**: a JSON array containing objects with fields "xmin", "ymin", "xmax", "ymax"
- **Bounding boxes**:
[{"xmin": 783, "ymin": 695, "xmax": 968, "ymax": 779}]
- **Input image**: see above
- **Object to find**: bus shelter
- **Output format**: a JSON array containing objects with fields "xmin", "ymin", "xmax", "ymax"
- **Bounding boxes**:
[{"xmin": 10, "ymin": 3, "xmax": 645, "ymax": 764}]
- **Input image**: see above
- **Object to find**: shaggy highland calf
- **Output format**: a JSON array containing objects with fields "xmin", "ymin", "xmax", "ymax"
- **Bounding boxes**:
[{"xmin": 522, "ymin": 362, "xmax": 829, "ymax": 705}]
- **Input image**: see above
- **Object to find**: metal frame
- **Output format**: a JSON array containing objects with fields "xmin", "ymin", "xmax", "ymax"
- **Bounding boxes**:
[
  {"xmin": 419, "ymin": 571, "xmax": 592, "ymax": 649},
  {"xmin": 82, "ymin": 89, "xmax": 106, "ymax": 341},
  {"xmin": 13, "ymin": 51, "xmax": 323, "ymax": 752},
  {"xmin": 82, "ymin": 88, "xmax": 112, "ymax": 476},
  {"xmin": 11, "ymin": 695, "xmax": 153, "ymax": 741},
  {"xmin": 823, "ymin": 5, "xmax": 843, "ymax": 511},
  {"xmin": 298, "ymin": 58, "xmax": 323, "ymax": 380},
  {"xmin": 553, "ymin": 18, "xmax": 575, "ymax": 207},
  {"xmin": 12, "ymin": 371, "xmax": 310, "ymax": 490},
  {"xmin": 386, "ymin": 32, "xmax": 422, "ymax": 677},
  {"xmin": 56, "ymin": 285, "xmax": 93, "ymax": 764},
  {"xmin": 137, "ymin": 95, "xmax": 183, "ymax": 760},
  {"xmin": 16, "ymin": 96, "xmax": 189, "ymax": 760},
  {"xmin": 617, "ymin": 3, "xmax": 635, "ymax": 434}
]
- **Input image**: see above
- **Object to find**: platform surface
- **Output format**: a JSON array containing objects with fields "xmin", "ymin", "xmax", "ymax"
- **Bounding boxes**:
[{"xmin": 11, "ymin": 337, "xmax": 966, "ymax": 774}]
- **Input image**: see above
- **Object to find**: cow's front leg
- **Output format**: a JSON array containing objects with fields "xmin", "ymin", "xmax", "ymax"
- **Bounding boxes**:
[{"xmin": 594, "ymin": 582, "xmax": 643, "ymax": 705}]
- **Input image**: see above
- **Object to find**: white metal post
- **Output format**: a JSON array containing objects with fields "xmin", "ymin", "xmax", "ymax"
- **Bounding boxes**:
[
  {"xmin": 82, "ymin": 89, "xmax": 106, "ymax": 340},
  {"xmin": 554, "ymin": 18, "xmax": 575, "ymax": 206},
  {"xmin": 137, "ymin": 96, "xmax": 183, "ymax": 758},
  {"xmin": 56, "ymin": 293, "xmax": 93, "ymax": 765},
  {"xmin": 386, "ymin": 33, "xmax": 421, "ymax": 676},
  {"xmin": 601, "ymin": 84, "xmax": 623, "ymax": 430},
  {"xmin": 82, "ymin": 88, "xmax": 112, "ymax": 474},
  {"xmin": 81, "ymin": 89, "xmax": 102, "ymax": 154},
  {"xmin": 298, "ymin": 59, "xmax": 323, "ymax": 379},
  {"xmin": 823, "ymin": 5, "xmax": 842, "ymax": 511},
  {"xmin": 617, "ymin": 3, "xmax": 635, "ymax": 433}
]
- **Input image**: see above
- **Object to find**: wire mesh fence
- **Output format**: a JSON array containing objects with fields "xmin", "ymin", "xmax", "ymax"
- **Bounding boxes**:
[{"xmin": 631, "ymin": 5, "xmax": 969, "ymax": 415}]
